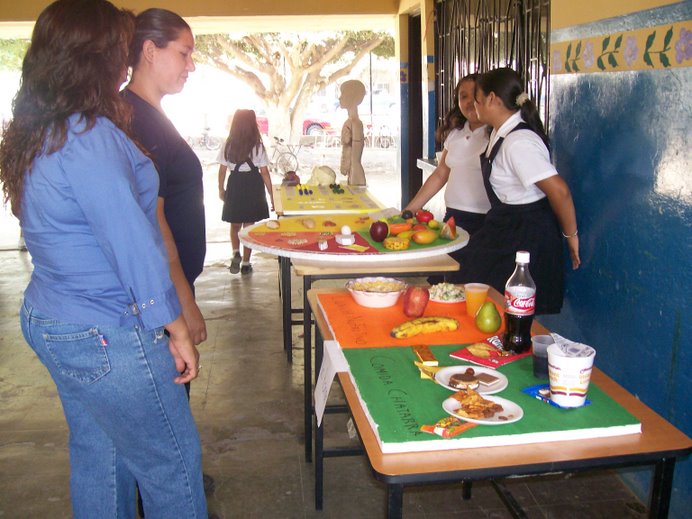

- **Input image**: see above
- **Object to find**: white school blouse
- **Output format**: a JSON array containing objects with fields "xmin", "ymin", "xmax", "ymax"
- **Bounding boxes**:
[
  {"xmin": 485, "ymin": 111, "xmax": 557, "ymax": 205},
  {"xmin": 443, "ymin": 122, "xmax": 491, "ymax": 214}
]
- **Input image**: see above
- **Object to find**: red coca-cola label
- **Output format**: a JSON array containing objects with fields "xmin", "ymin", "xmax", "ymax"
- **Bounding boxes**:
[{"xmin": 504, "ymin": 291, "xmax": 535, "ymax": 315}]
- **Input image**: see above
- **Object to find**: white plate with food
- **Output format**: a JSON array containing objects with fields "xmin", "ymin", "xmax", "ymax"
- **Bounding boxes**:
[
  {"xmin": 442, "ymin": 393, "xmax": 523, "ymax": 425},
  {"xmin": 434, "ymin": 365, "xmax": 508, "ymax": 394},
  {"xmin": 428, "ymin": 282, "xmax": 465, "ymax": 303}
]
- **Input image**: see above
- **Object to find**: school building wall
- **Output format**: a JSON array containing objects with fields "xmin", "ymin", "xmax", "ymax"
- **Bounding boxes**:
[{"xmin": 543, "ymin": 1, "xmax": 691, "ymax": 515}]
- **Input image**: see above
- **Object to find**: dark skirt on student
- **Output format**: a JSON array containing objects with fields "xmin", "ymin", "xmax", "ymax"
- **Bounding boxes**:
[
  {"xmin": 222, "ymin": 170, "xmax": 269, "ymax": 224},
  {"xmin": 449, "ymin": 197, "xmax": 564, "ymax": 314}
]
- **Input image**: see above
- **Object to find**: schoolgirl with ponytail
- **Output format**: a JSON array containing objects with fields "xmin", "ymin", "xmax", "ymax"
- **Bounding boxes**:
[{"xmin": 451, "ymin": 67, "xmax": 580, "ymax": 314}]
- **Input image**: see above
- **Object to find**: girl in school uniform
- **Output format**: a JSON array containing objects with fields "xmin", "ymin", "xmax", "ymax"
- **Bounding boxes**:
[
  {"xmin": 217, "ymin": 109, "xmax": 274, "ymax": 275},
  {"xmin": 404, "ymin": 73, "xmax": 491, "ymax": 236},
  {"xmin": 452, "ymin": 67, "xmax": 580, "ymax": 314}
]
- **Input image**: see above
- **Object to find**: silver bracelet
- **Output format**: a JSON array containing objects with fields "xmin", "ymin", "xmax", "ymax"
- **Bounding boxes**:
[{"xmin": 562, "ymin": 229, "xmax": 578, "ymax": 238}]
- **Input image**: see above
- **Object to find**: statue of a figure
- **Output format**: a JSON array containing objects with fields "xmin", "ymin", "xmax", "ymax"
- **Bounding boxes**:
[{"xmin": 339, "ymin": 80, "xmax": 366, "ymax": 186}]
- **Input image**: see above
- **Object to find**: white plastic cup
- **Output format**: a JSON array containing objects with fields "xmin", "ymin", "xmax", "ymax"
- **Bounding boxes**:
[
  {"xmin": 547, "ymin": 342, "xmax": 596, "ymax": 407},
  {"xmin": 531, "ymin": 335, "xmax": 554, "ymax": 379}
]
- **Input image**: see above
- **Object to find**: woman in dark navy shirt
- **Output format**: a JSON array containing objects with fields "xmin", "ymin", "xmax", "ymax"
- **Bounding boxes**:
[{"xmin": 124, "ymin": 8, "xmax": 207, "ymax": 345}]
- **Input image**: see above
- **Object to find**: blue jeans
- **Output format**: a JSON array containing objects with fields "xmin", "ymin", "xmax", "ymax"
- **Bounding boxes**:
[{"xmin": 20, "ymin": 300, "xmax": 207, "ymax": 519}]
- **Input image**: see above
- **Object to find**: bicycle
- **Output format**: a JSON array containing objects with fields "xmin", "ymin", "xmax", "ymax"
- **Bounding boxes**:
[
  {"xmin": 198, "ymin": 127, "xmax": 222, "ymax": 151},
  {"xmin": 269, "ymin": 136, "xmax": 300, "ymax": 174}
]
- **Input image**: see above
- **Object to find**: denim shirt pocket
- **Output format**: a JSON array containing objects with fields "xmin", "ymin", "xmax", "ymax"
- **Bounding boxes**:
[{"xmin": 43, "ymin": 327, "xmax": 111, "ymax": 384}]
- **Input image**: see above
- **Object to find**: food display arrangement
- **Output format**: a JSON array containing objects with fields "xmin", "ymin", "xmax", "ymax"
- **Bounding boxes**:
[
  {"xmin": 244, "ymin": 209, "xmax": 469, "ymax": 259},
  {"xmin": 277, "ymin": 183, "xmax": 380, "ymax": 214},
  {"xmin": 341, "ymin": 280, "xmax": 526, "ymax": 428}
]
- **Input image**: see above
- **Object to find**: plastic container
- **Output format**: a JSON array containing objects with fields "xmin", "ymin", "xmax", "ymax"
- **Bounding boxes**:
[{"xmin": 345, "ymin": 277, "xmax": 407, "ymax": 308}]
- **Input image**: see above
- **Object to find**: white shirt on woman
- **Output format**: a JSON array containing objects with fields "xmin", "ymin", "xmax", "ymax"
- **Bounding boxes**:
[
  {"xmin": 216, "ymin": 143, "xmax": 269, "ymax": 172},
  {"xmin": 485, "ymin": 111, "xmax": 557, "ymax": 205},
  {"xmin": 443, "ymin": 122, "xmax": 491, "ymax": 214}
]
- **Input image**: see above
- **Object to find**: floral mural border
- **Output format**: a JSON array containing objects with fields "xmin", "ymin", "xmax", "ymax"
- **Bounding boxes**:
[{"xmin": 551, "ymin": 20, "xmax": 691, "ymax": 74}]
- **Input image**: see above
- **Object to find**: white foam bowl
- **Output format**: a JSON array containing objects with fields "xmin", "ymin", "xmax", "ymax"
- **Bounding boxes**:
[{"xmin": 345, "ymin": 277, "xmax": 407, "ymax": 308}]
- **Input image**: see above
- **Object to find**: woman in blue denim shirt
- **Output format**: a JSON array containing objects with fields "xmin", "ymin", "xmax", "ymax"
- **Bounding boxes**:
[{"xmin": 0, "ymin": 1, "xmax": 207, "ymax": 517}]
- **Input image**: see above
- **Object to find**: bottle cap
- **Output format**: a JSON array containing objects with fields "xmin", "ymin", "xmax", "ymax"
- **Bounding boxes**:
[{"xmin": 515, "ymin": 250, "xmax": 530, "ymax": 263}]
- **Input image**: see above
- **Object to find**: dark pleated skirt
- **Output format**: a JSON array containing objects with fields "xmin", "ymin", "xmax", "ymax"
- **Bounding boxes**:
[
  {"xmin": 449, "ymin": 198, "xmax": 564, "ymax": 314},
  {"xmin": 222, "ymin": 169, "xmax": 269, "ymax": 224}
]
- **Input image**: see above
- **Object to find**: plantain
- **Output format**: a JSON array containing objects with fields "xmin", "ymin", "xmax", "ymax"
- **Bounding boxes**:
[{"xmin": 390, "ymin": 316, "xmax": 459, "ymax": 339}]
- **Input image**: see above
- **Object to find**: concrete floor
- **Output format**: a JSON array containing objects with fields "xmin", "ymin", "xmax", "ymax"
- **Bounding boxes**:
[{"xmin": 0, "ymin": 241, "xmax": 649, "ymax": 518}]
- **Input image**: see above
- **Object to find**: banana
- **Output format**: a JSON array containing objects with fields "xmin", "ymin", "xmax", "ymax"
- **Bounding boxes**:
[{"xmin": 390, "ymin": 316, "xmax": 459, "ymax": 339}]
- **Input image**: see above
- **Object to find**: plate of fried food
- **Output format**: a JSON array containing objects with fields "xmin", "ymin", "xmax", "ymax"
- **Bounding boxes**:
[{"xmin": 442, "ymin": 389, "xmax": 523, "ymax": 425}]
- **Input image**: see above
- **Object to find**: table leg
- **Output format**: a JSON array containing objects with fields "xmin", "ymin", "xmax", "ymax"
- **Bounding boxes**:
[
  {"xmin": 462, "ymin": 480, "xmax": 472, "ymax": 500},
  {"xmin": 386, "ymin": 484, "xmax": 404, "ymax": 519},
  {"xmin": 649, "ymin": 458, "xmax": 676, "ymax": 518},
  {"xmin": 314, "ymin": 326, "xmax": 324, "ymax": 509},
  {"xmin": 303, "ymin": 274, "xmax": 313, "ymax": 462},
  {"xmin": 280, "ymin": 257, "xmax": 292, "ymax": 363},
  {"xmin": 491, "ymin": 480, "xmax": 529, "ymax": 519}
]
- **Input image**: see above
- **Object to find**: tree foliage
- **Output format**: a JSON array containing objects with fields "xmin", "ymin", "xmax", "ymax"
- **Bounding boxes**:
[
  {"xmin": 0, "ymin": 40, "xmax": 29, "ymax": 71},
  {"xmin": 194, "ymin": 31, "xmax": 393, "ymax": 141}
]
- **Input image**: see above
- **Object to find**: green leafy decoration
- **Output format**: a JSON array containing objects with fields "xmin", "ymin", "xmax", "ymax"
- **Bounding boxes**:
[
  {"xmin": 643, "ymin": 27, "xmax": 673, "ymax": 68},
  {"xmin": 614, "ymin": 35, "xmax": 623, "ymax": 50},
  {"xmin": 565, "ymin": 43, "xmax": 572, "ymax": 72},
  {"xmin": 564, "ymin": 41, "xmax": 583, "ymax": 73},
  {"xmin": 602, "ymin": 36, "xmax": 611, "ymax": 52},
  {"xmin": 596, "ymin": 33, "xmax": 622, "ymax": 70},
  {"xmin": 645, "ymin": 31, "xmax": 656, "ymax": 52}
]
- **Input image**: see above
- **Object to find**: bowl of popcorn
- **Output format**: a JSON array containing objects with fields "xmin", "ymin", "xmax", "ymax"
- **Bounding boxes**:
[{"xmin": 345, "ymin": 277, "xmax": 408, "ymax": 308}]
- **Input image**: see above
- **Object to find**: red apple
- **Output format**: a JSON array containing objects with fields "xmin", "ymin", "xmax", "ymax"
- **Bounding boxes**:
[
  {"xmin": 369, "ymin": 221, "xmax": 389, "ymax": 242},
  {"xmin": 415, "ymin": 209, "xmax": 434, "ymax": 223},
  {"xmin": 402, "ymin": 286, "xmax": 430, "ymax": 317}
]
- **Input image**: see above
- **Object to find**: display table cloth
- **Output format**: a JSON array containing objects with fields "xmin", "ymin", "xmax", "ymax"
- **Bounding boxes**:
[{"xmin": 342, "ymin": 345, "xmax": 640, "ymax": 453}]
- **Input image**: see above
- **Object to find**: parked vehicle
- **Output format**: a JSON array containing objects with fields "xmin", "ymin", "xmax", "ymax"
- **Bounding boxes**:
[{"xmin": 255, "ymin": 111, "xmax": 335, "ymax": 136}]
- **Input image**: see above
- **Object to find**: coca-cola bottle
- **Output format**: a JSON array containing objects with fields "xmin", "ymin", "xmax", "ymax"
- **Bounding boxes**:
[{"xmin": 502, "ymin": 251, "xmax": 536, "ymax": 354}]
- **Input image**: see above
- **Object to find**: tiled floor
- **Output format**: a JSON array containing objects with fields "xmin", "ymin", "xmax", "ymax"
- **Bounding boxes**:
[{"xmin": 0, "ymin": 242, "xmax": 648, "ymax": 518}]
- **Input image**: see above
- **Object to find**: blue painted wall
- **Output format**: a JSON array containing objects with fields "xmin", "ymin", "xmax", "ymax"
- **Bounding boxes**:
[{"xmin": 542, "ymin": 5, "xmax": 691, "ymax": 516}]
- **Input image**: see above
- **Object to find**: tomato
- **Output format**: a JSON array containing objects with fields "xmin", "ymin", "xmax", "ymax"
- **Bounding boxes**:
[{"xmin": 415, "ymin": 209, "xmax": 434, "ymax": 223}]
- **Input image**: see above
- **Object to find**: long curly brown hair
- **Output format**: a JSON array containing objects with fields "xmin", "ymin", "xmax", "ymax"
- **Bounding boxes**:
[{"xmin": 0, "ymin": 0, "xmax": 134, "ymax": 216}]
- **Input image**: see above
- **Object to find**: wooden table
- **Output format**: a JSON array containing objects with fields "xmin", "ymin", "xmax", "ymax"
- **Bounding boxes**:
[
  {"xmin": 240, "ymin": 215, "xmax": 469, "ymax": 461},
  {"xmin": 307, "ymin": 288, "xmax": 692, "ymax": 518},
  {"xmin": 293, "ymin": 255, "xmax": 460, "ymax": 463}
]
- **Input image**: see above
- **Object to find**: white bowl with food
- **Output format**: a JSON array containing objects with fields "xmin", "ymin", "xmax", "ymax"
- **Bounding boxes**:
[{"xmin": 345, "ymin": 277, "xmax": 407, "ymax": 308}]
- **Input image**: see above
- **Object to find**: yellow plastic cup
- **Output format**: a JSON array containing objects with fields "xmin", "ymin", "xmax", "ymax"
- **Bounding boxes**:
[{"xmin": 464, "ymin": 283, "xmax": 489, "ymax": 317}]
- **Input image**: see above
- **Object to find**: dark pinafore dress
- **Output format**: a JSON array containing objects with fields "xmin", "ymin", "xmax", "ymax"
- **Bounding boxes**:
[
  {"xmin": 452, "ymin": 123, "xmax": 564, "ymax": 314},
  {"xmin": 222, "ymin": 159, "xmax": 269, "ymax": 224}
]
